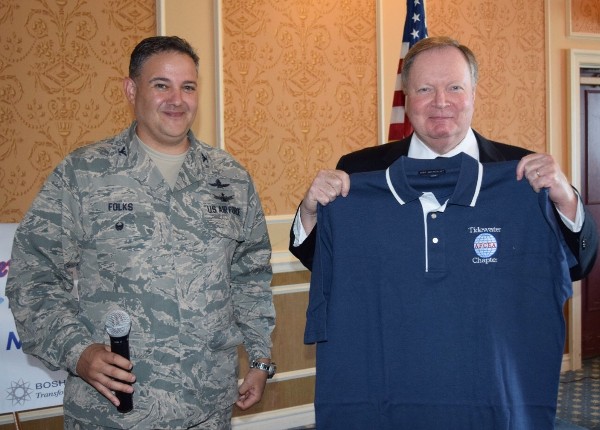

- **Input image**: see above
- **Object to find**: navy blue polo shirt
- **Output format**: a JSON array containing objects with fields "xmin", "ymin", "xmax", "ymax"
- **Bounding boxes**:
[{"xmin": 305, "ymin": 153, "xmax": 575, "ymax": 430}]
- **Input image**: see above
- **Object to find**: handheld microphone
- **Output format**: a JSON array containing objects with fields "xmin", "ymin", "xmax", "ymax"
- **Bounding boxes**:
[{"xmin": 105, "ymin": 309, "xmax": 133, "ymax": 413}]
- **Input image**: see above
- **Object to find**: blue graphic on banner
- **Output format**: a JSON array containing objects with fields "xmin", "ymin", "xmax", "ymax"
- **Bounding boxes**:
[{"xmin": 0, "ymin": 224, "xmax": 67, "ymax": 414}]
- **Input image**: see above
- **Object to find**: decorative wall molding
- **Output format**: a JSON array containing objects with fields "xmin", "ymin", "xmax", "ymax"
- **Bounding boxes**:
[
  {"xmin": 567, "ymin": 49, "xmax": 600, "ymax": 191},
  {"xmin": 266, "ymin": 214, "xmax": 304, "ymax": 273},
  {"xmin": 232, "ymin": 404, "xmax": 315, "ymax": 430},
  {"xmin": 561, "ymin": 49, "xmax": 600, "ymax": 372},
  {"xmin": 567, "ymin": 0, "xmax": 600, "ymax": 39}
]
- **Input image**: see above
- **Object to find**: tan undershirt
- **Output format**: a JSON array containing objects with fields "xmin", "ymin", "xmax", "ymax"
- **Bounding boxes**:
[{"xmin": 135, "ymin": 136, "xmax": 187, "ymax": 189}]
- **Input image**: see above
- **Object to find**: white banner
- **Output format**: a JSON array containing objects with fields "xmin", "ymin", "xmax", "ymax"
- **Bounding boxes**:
[{"xmin": 0, "ymin": 223, "xmax": 67, "ymax": 414}]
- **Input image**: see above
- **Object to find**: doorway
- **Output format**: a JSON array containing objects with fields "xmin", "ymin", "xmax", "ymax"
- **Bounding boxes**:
[
  {"xmin": 580, "ymin": 68, "xmax": 600, "ymax": 358},
  {"xmin": 567, "ymin": 50, "xmax": 600, "ymax": 368}
]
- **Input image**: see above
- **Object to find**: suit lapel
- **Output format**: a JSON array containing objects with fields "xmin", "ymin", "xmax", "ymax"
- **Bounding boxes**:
[
  {"xmin": 383, "ymin": 136, "xmax": 411, "ymax": 166},
  {"xmin": 473, "ymin": 130, "xmax": 506, "ymax": 162}
]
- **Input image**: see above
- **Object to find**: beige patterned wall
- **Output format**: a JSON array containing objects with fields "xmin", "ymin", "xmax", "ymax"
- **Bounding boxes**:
[
  {"xmin": 0, "ymin": 0, "xmax": 561, "ymax": 220},
  {"xmin": 572, "ymin": 0, "xmax": 600, "ymax": 34},
  {"xmin": 0, "ymin": 0, "xmax": 155, "ymax": 223},
  {"xmin": 221, "ymin": 0, "xmax": 547, "ymax": 217},
  {"xmin": 221, "ymin": 0, "xmax": 378, "ymax": 216},
  {"xmin": 428, "ymin": 0, "xmax": 546, "ymax": 154}
]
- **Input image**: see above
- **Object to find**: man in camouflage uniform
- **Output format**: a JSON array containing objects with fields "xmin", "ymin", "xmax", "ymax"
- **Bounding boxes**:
[{"xmin": 6, "ymin": 36, "xmax": 275, "ymax": 429}]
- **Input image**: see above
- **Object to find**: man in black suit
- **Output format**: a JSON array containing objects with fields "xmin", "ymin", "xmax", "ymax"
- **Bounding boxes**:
[{"xmin": 289, "ymin": 36, "xmax": 597, "ymax": 280}]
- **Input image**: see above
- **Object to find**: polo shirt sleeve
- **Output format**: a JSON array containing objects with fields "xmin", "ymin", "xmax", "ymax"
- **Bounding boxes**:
[{"xmin": 304, "ymin": 203, "xmax": 332, "ymax": 344}]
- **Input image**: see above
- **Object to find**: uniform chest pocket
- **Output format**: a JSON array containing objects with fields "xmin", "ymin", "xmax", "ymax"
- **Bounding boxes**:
[
  {"xmin": 204, "ymin": 211, "xmax": 244, "ymax": 242},
  {"xmin": 92, "ymin": 211, "xmax": 156, "ymax": 292},
  {"xmin": 183, "ymin": 196, "xmax": 246, "ymax": 243},
  {"xmin": 94, "ymin": 211, "xmax": 155, "ymax": 240}
]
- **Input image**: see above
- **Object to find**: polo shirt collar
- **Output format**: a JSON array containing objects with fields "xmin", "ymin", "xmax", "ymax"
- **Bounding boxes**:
[{"xmin": 385, "ymin": 152, "xmax": 483, "ymax": 209}]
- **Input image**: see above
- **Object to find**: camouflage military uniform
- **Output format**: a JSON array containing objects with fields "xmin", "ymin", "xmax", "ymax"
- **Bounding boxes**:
[{"xmin": 7, "ymin": 123, "xmax": 275, "ymax": 429}]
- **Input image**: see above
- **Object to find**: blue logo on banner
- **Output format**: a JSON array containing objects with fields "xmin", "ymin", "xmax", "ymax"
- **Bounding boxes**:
[
  {"xmin": 5, "ymin": 378, "xmax": 33, "ymax": 406},
  {"xmin": 6, "ymin": 331, "xmax": 22, "ymax": 351}
]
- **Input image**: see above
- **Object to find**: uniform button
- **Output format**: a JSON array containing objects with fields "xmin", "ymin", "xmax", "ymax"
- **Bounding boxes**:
[
  {"xmin": 432, "ymin": 237, "xmax": 439, "ymax": 244},
  {"xmin": 581, "ymin": 238, "xmax": 587, "ymax": 250},
  {"xmin": 115, "ymin": 222, "xmax": 124, "ymax": 231},
  {"xmin": 431, "ymin": 213, "xmax": 437, "ymax": 219}
]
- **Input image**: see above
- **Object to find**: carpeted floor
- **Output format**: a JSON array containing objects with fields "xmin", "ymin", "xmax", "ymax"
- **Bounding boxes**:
[{"xmin": 557, "ymin": 355, "xmax": 600, "ymax": 430}]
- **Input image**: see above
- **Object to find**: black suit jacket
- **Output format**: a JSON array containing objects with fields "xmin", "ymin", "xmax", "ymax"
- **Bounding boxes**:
[{"xmin": 289, "ymin": 130, "xmax": 598, "ymax": 280}]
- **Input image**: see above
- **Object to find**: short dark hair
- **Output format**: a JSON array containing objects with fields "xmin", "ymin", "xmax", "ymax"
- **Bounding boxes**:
[
  {"xmin": 129, "ymin": 36, "xmax": 200, "ymax": 79},
  {"xmin": 401, "ymin": 36, "xmax": 479, "ymax": 90}
]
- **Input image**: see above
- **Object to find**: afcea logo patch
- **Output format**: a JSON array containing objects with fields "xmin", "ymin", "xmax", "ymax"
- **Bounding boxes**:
[{"xmin": 472, "ymin": 232, "xmax": 498, "ymax": 264}]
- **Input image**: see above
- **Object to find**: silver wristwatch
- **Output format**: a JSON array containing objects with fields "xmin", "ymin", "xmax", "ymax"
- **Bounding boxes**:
[{"xmin": 250, "ymin": 360, "xmax": 276, "ymax": 379}]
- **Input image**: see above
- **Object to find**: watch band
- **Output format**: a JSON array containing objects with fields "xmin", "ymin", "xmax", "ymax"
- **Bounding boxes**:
[{"xmin": 250, "ymin": 360, "xmax": 276, "ymax": 378}]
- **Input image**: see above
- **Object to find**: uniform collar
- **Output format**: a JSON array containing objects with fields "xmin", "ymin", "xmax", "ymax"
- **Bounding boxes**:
[{"xmin": 116, "ymin": 122, "xmax": 212, "ymax": 191}]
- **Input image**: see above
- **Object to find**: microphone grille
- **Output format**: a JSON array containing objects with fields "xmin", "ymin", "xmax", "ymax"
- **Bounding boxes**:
[{"xmin": 105, "ymin": 309, "xmax": 131, "ymax": 337}]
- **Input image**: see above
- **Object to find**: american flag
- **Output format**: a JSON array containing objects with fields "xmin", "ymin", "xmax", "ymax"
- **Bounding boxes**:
[{"xmin": 388, "ymin": 0, "xmax": 428, "ymax": 141}]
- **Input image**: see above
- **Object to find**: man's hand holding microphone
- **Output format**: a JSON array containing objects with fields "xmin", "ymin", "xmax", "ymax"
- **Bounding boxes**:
[{"xmin": 75, "ymin": 309, "xmax": 135, "ymax": 412}]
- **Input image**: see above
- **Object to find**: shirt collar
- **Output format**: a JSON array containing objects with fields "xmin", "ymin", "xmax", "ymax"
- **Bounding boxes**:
[
  {"xmin": 407, "ymin": 128, "xmax": 479, "ymax": 161},
  {"xmin": 385, "ymin": 152, "xmax": 483, "ymax": 208}
]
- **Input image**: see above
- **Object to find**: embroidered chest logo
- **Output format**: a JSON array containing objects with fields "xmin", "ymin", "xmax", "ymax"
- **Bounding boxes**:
[
  {"xmin": 214, "ymin": 193, "xmax": 233, "ymax": 202},
  {"xmin": 206, "ymin": 178, "xmax": 241, "ymax": 216},
  {"xmin": 469, "ymin": 227, "xmax": 500, "ymax": 264},
  {"xmin": 106, "ymin": 203, "xmax": 134, "ymax": 231},
  {"xmin": 209, "ymin": 179, "xmax": 234, "ymax": 202},
  {"xmin": 209, "ymin": 179, "xmax": 229, "ymax": 188}
]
